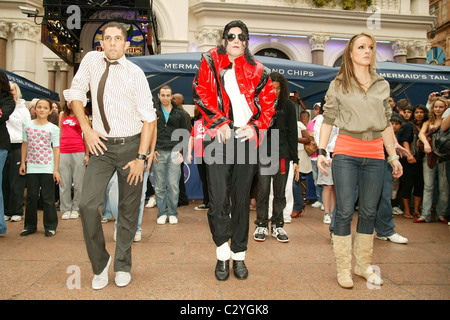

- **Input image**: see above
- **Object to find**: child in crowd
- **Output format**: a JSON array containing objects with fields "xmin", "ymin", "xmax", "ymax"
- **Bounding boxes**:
[
  {"xmin": 314, "ymin": 102, "xmax": 339, "ymax": 224},
  {"xmin": 390, "ymin": 113, "xmax": 403, "ymax": 213},
  {"xmin": 397, "ymin": 105, "xmax": 423, "ymax": 219},
  {"xmin": 19, "ymin": 98, "xmax": 60, "ymax": 237}
]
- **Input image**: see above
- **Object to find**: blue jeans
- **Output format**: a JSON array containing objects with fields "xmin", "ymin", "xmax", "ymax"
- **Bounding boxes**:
[
  {"xmin": 153, "ymin": 150, "xmax": 181, "ymax": 217},
  {"xmin": 0, "ymin": 149, "xmax": 8, "ymax": 234},
  {"xmin": 422, "ymin": 156, "xmax": 449, "ymax": 221},
  {"xmin": 311, "ymin": 160, "xmax": 323, "ymax": 203},
  {"xmin": 292, "ymin": 175, "xmax": 305, "ymax": 211},
  {"xmin": 375, "ymin": 159, "xmax": 397, "ymax": 237},
  {"xmin": 332, "ymin": 154, "xmax": 385, "ymax": 236},
  {"xmin": 102, "ymin": 172, "xmax": 118, "ymax": 220},
  {"xmin": 102, "ymin": 170, "xmax": 147, "ymax": 232}
]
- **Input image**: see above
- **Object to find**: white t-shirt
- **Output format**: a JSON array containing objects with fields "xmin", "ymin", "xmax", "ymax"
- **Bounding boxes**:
[
  {"xmin": 223, "ymin": 68, "xmax": 253, "ymax": 128},
  {"xmin": 22, "ymin": 120, "xmax": 60, "ymax": 174},
  {"xmin": 6, "ymin": 99, "xmax": 31, "ymax": 143}
]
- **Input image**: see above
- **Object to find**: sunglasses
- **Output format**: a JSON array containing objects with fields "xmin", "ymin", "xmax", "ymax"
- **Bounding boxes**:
[{"xmin": 226, "ymin": 33, "xmax": 247, "ymax": 42}]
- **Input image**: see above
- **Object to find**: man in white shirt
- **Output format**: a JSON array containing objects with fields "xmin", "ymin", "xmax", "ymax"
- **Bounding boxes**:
[{"xmin": 64, "ymin": 22, "xmax": 156, "ymax": 289}]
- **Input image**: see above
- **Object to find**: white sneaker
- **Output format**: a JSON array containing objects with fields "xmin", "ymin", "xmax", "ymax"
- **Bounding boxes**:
[
  {"xmin": 10, "ymin": 215, "xmax": 22, "ymax": 222},
  {"xmin": 157, "ymin": 215, "xmax": 167, "ymax": 225},
  {"xmin": 92, "ymin": 256, "xmax": 112, "ymax": 290},
  {"xmin": 145, "ymin": 197, "xmax": 156, "ymax": 208},
  {"xmin": 4, "ymin": 215, "xmax": 11, "ymax": 221},
  {"xmin": 134, "ymin": 231, "xmax": 142, "ymax": 242},
  {"xmin": 70, "ymin": 211, "xmax": 79, "ymax": 219},
  {"xmin": 61, "ymin": 211, "xmax": 71, "ymax": 220},
  {"xmin": 169, "ymin": 215, "xmax": 178, "ymax": 224},
  {"xmin": 387, "ymin": 233, "xmax": 408, "ymax": 244},
  {"xmin": 311, "ymin": 201, "xmax": 322, "ymax": 208},
  {"xmin": 392, "ymin": 207, "xmax": 403, "ymax": 215},
  {"xmin": 115, "ymin": 271, "xmax": 131, "ymax": 287},
  {"xmin": 323, "ymin": 213, "xmax": 332, "ymax": 224},
  {"xmin": 376, "ymin": 233, "xmax": 408, "ymax": 244},
  {"xmin": 321, "ymin": 204, "xmax": 324, "ymax": 211}
]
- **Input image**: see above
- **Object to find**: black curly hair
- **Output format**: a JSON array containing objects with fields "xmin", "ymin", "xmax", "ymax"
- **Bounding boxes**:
[
  {"xmin": 270, "ymin": 72, "xmax": 289, "ymax": 109},
  {"xmin": 0, "ymin": 70, "xmax": 11, "ymax": 96},
  {"xmin": 217, "ymin": 20, "xmax": 256, "ymax": 66}
]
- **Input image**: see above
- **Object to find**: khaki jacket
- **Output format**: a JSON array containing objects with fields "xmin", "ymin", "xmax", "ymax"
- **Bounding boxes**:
[{"xmin": 322, "ymin": 72, "xmax": 392, "ymax": 141}]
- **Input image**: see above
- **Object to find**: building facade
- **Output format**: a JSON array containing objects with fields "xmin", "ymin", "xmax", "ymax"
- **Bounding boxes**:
[
  {"xmin": 0, "ymin": 0, "xmax": 436, "ymax": 101},
  {"xmin": 429, "ymin": 0, "xmax": 450, "ymax": 65}
]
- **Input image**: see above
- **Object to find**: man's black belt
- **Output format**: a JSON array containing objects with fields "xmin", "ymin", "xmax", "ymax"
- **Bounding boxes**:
[{"xmin": 104, "ymin": 133, "xmax": 140, "ymax": 145}]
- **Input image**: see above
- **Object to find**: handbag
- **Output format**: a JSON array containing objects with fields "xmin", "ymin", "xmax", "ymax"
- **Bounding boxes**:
[
  {"xmin": 418, "ymin": 126, "xmax": 439, "ymax": 168},
  {"xmin": 432, "ymin": 127, "xmax": 450, "ymax": 161},
  {"xmin": 304, "ymin": 130, "xmax": 318, "ymax": 157}
]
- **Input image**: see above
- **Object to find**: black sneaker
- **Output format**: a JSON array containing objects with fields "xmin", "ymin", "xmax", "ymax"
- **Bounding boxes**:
[
  {"xmin": 45, "ymin": 230, "xmax": 56, "ymax": 237},
  {"xmin": 194, "ymin": 204, "xmax": 209, "ymax": 211},
  {"xmin": 253, "ymin": 227, "xmax": 268, "ymax": 242},
  {"xmin": 271, "ymin": 227, "xmax": 289, "ymax": 243},
  {"xmin": 20, "ymin": 229, "xmax": 35, "ymax": 237}
]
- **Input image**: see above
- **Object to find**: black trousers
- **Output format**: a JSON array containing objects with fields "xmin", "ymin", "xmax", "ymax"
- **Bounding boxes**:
[
  {"xmin": 24, "ymin": 173, "xmax": 58, "ymax": 232},
  {"xmin": 204, "ymin": 136, "xmax": 257, "ymax": 254},
  {"xmin": 255, "ymin": 158, "xmax": 290, "ymax": 228},
  {"xmin": 178, "ymin": 163, "xmax": 189, "ymax": 205},
  {"xmin": 79, "ymin": 137, "xmax": 142, "ymax": 275},
  {"xmin": 3, "ymin": 143, "xmax": 26, "ymax": 216},
  {"xmin": 196, "ymin": 159, "xmax": 209, "ymax": 206}
]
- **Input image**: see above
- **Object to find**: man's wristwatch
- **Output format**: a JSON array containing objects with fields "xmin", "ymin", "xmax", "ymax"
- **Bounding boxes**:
[{"xmin": 136, "ymin": 153, "xmax": 147, "ymax": 160}]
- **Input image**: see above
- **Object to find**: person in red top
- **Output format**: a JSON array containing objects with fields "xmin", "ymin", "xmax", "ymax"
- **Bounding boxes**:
[
  {"xmin": 193, "ymin": 20, "xmax": 275, "ymax": 281},
  {"xmin": 58, "ymin": 101, "xmax": 89, "ymax": 220},
  {"xmin": 187, "ymin": 109, "xmax": 210, "ymax": 211}
]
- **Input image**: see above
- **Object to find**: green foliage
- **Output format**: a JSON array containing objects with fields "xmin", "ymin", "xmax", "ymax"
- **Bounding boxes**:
[
  {"xmin": 312, "ymin": 0, "xmax": 372, "ymax": 10},
  {"xmin": 312, "ymin": 0, "xmax": 331, "ymax": 7}
]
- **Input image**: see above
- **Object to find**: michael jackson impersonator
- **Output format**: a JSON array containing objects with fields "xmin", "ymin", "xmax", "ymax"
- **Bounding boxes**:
[{"xmin": 193, "ymin": 20, "xmax": 275, "ymax": 281}]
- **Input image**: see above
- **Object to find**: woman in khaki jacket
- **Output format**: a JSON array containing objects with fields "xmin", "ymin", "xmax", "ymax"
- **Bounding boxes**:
[{"xmin": 317, "ymin": 33, "xmax": 403, "ymax": 289}]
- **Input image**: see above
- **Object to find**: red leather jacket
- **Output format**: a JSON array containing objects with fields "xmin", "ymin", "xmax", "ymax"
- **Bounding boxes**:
[{"xmin": 193, "ymin": 47, "xmax": 275, "ymax": 145}]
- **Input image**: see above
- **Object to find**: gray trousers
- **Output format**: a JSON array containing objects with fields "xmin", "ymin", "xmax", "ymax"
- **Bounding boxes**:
[
  {"xmin": 79, "ymin": 137, "xmax": 142, "ymax": 275},
  {"xmin": 59, "ymin": 152, "xmax": 86, "ymax": 213}
]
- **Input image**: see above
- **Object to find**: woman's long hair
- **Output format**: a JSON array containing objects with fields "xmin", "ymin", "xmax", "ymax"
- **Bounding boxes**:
[
  {"xmin": 429, "ymin": 97, "xmax": 448, "ymax": 124},
  {"xmin": 270, "ymin": 71, "xmax": 289, "ymax": 110},
  {"xmin": 62, "ymin": 100, "xmax": 71, "ymax": 116},
  {"xmin": 10, "ymin": 82, "xmax": 22, "ymax": 101},
  {"xmin": 335, "ymin": 32, "xmax": 377, "ymax": 94}
]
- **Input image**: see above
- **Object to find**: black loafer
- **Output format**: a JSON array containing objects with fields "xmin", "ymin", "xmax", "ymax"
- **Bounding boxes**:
[
  {"xmin": 233, "ymin": 260, "xmax": 248, "ymax": 280},
  {"xmin": 215, "ymin": 260, "xmax": 229, "ymax": 281},
  {"xmin": 20, "ymin": 229, "xmax": 36, "ymax": 237}
]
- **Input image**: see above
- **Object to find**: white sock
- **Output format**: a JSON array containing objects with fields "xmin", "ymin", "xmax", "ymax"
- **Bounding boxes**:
[
  {"xmin": 231, "ymin": 251, "xmax": 245, "ymax": 261},
  {"xmin": 216, "ymin": 242, "xmax": 231, "ymax": 261}
]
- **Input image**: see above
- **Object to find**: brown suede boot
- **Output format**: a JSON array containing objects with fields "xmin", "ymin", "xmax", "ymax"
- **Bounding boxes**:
[
  {"xmin": 353, "ymin": 232, "xmax": 383, "ymax": 286},
  {"xmin": 332, "ymin": 234, "xmax": 354, "ymax": 289}
]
